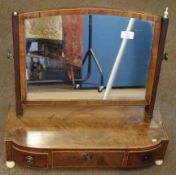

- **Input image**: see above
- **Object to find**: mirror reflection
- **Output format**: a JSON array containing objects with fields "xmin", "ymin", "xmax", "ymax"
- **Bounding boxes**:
[{"xmin": 25, "ymin": 14, "xmax": 154, "ymax": 101}]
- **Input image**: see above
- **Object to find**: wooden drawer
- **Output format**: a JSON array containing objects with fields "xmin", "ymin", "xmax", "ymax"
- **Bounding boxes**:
[
  {"xmin": 52, "ymin": 151, "xmax": 124, "ymax": 168},
  {"xmin": 12, "ymin": 146, "xmax": 48, "ymax": 168},
  {"xmin": 127, "ymin": 145, "xmax": 161, "ymax": 168}
]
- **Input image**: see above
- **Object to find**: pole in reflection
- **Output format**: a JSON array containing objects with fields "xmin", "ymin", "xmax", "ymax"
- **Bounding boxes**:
[{"xmin": 103, "ymin": 18, "xmax": 135, "ymax": 100}]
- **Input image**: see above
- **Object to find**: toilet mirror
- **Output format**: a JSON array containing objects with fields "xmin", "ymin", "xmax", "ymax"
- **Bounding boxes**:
[{"xmin": 16, "ymin": 8, "xmax": 162, "ymax": 105}]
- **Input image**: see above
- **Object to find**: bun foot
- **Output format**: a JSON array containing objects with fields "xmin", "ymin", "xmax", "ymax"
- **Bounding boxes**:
[
  {"xmin": 155, "ymin": 160, "xmax": 163, "ymax": 166},
  {"xmin": 6, "ymin": 161, "xmax": 15, "ymax": 168}
]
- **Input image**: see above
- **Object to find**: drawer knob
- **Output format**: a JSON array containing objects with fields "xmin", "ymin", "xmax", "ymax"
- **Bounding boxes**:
[
  {"xmin": 84, "ymin": 153, "xmax": 92, "ymax": 161},
  {"xmin": 25, "ymin": 155, "xmax": 34, "ymax": 165},
  {"xmin": 142, "ymin": 155, "xmax": 152, "ymax": 162}
]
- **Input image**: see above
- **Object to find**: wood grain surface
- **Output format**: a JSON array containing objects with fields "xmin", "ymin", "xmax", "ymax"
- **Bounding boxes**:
[{"xmin": 5, "ymin": 105, "xmax": 168, "ymax": 149}]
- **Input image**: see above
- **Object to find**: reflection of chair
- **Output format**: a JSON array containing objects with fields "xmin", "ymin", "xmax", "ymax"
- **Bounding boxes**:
[
  {"xmin": 26, "ymin": 15, "xmax": 83, "ymax": 84},
  {"xmin": 26, "ymin": 39, "xmax": 67, "ymax": 82},
  {"xmin": 26, "ymin": 15, "xmax": 104, "ymax": 88}
]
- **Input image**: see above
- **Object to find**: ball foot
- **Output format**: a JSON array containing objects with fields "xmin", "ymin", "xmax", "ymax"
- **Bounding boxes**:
[
  {"xmin": 155, "ymin": 160, "xmax": 163, "ymax": 166},
  {"xmin": 6, "ymin": 161, "xmax": 15, "ymax": 168}
]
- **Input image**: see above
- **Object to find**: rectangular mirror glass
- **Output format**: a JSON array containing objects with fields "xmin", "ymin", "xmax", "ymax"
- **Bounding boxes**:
[{"xmin": 24, "ymin": 14, "xmax": 154, "ymax": 101}]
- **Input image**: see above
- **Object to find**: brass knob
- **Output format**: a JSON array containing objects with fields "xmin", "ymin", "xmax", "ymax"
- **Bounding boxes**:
[{"xmin": 25, "ymin": 155, "xmax": 34, "ymax": 165}]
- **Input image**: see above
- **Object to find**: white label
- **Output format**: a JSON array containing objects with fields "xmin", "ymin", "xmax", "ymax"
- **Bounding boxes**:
[{"xmin": 121, "ymin": 31, "xmax": 134, "ymax": 39}]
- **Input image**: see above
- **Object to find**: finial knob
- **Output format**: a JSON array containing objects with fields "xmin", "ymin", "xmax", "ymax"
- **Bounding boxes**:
[
  {"xmin": 163, "ymin": 7, "xmax": 168, "ymax": 18},
  {"xmin": 13, "ymin": 12, "xmax": 18, "ymax": 16}
]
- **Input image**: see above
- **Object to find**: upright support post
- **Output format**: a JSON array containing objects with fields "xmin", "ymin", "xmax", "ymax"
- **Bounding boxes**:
[
  {"xmin": 103, "ymin": 18, "xmax": 135, "ymax": 99},
  {"xmin": 12, "ymin": 12, "xmax": 23, "ymax": 116},
  {"xmin": 145, "ymin": 7, "xmax": 169, "ymax": 116}
]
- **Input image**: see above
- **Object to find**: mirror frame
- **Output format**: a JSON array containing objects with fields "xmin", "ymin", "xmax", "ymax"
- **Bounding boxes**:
[{"xmin": 12, "ymin": 7, "xmax": 168, "ymax": 116}]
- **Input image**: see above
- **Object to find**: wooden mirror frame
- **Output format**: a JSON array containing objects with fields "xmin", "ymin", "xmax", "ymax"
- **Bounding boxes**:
[{"xmin": 12, "ymin": 8, "xmax": 169, "ymax": 116}]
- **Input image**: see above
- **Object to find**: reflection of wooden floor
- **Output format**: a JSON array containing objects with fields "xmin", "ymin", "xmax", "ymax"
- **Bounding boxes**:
[{"xmin": 27, "ymin": 84, "xmax": 146, "ymax": 100}]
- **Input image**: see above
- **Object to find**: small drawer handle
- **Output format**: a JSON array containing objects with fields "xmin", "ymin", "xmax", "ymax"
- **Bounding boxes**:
[
  {"xmin": 142, "ymin": 154, "xmax": 152, "ymax": 162},
  {"xmin": 25, "ymin": 155, "xmax": 34, "ymax": 165},
  {"xmin": 84, "ymin": 153, "xmax": 92, "ymax": 161}
]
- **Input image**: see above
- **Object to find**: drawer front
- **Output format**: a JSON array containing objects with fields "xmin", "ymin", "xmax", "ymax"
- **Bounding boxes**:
[
  {"xmin": 127, "ymin": 146, "xmax": 161, "ymax": 168},
  {"xmin": 12, "ymin": 146, "xmax": 48, "ymax": 168},
  {"xmin": 53, "ymin": 151, "xmax": 124, "ymax": 168}
]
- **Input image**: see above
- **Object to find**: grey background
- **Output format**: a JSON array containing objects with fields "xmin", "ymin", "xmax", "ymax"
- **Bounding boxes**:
[{"xmin": 0, "ymin": 0, "xmax": 175, "ymax": 174}]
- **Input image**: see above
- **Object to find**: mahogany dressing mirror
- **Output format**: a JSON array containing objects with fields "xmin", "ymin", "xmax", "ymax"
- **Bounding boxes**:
[{"xmin": 5, "ymin": 7, "xmax": 169, "ymax": 169}]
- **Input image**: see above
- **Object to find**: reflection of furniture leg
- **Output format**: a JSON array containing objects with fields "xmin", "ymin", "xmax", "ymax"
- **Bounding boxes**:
[
  {"xmin": 89, "ymin": 48, "xmax": 104, "ymax": 92},
  {"xmin": 26, "ymin": 41, "xmax": 32, "ymax": 53},
  {"xmin": 75, "ymin": 49, "xmax": 104, "ymax": 91},
  {"xmin": 75, "ymin": 15, "xmax": 104, "ymax": 92},
  {"xmin": 66, "ymin": 65, "xmax": 75, "ymax": 84},
  {"xmin": 103, "ymin": 18, "xmax": 135, "ymax": 100}
]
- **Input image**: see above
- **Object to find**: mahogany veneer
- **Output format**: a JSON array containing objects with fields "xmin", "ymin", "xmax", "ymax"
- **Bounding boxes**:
[{"xmin": 5, "ymin": 106, "xmax": 168, "ymax": 168}]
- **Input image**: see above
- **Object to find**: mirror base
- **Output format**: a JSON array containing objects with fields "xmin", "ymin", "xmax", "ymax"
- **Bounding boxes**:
[{"xmin": 5, "ymin": 105, "xmax": 168, "ymax": 169}]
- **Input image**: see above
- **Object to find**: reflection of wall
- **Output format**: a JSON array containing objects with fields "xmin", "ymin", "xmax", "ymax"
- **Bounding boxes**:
[{"xmin": 82, "ymin": 15, "xmax": 153, "ymax": 88}]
